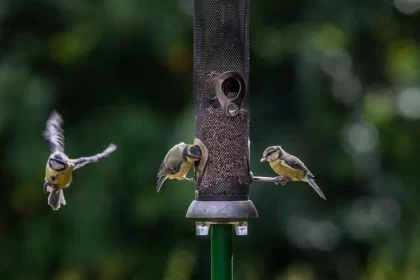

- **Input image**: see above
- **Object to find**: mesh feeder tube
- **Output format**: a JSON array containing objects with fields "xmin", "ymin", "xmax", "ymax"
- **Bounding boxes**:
[
  {"xmin": 186, "ymin": 1, "xmax": 257, "ymax": 278},
  {"xmin": 186, "ymin": 0, "xmax": 257, "ymax": 220}
]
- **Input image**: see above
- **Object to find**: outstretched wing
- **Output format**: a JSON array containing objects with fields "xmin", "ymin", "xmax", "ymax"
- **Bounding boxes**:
[
  {"xmin": 282, "ymin": 154, "xmax": 314, "ymax": 178},
  {"xmin": 43, "ymin": 110, "xmax": 65, "ymax": 153},
  {"xmin": 72, "ymin": 144, "xmax": 117, "ymax": 170}
]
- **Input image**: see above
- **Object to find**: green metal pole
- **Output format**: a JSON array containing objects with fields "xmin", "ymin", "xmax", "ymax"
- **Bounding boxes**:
[{"xmin": 211, "ymin": 224, "xmax": 233, "ymax": 280}]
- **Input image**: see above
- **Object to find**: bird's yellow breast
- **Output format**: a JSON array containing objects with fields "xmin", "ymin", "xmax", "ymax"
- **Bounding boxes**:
[
  {"xmin": 45, "ymin": 163, "xmax": 75, "ymax": 190},
  {"xmin": 269, "ymin": 159, "xmax": 305, "ymax": 181},
  {"xmin": 167, "ymin": 161, "xmax": 192, "ymax": 180}
]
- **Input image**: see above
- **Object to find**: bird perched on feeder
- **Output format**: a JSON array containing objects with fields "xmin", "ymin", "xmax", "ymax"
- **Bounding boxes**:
[
  {"xmin": 156, "ymin": 142, "xmax": 202, "ymax": 192},
  {"xmin": 43, "ymin": 110, "xmax": 117, "ymax": 210},
  {"xmin": 260, "ymin": 145, "xmax": 326, "ymax": 200}
]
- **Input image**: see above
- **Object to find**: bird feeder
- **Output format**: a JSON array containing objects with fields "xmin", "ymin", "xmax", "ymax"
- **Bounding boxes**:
[
  {"xmin": 186, "ymin": 0, "xmax": 257, "ymax": 224},
  {"xmin": 185, "ymin": 0, "xmax": 257, "ymax": 278}
]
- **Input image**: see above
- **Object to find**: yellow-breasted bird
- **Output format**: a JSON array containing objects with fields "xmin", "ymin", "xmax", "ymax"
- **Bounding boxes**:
[
  {"xmin": 156, "ymin": 142, "xmax": 201, "ymax": 192},
  {"xmin": 43, "ymin": 110, "xmax": 117, "ymax": 210},
  {"xmin": 260, "ymin": 145, "xmax": 326, "ymax": 200}
]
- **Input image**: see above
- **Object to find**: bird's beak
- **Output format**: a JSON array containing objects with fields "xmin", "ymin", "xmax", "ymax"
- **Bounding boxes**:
[{"xmin": 260, "ymin": 157, "xmax": 266, "ymax": 162}]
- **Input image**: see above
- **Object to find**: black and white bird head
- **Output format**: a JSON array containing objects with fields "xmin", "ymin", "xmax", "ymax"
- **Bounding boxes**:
[
  {"xmin": 185, "ymin": 145, "xmax": 202, "ymax": 163},
  {"xmin": 48, "ymin": 153, "xmax": 69, "ymax": 171},
  {"xmin": 260, "ymin": 145, "xmax": 283, "ymax": 163}
]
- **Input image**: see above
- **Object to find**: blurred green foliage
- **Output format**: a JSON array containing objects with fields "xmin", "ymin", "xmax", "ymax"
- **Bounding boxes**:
[{"xmin": 1, "ymin": 0, "xmax": 420, "ymax": 279}]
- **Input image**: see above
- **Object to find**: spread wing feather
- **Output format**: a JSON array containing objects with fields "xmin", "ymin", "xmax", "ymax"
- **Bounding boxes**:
[
  {"xmin": 72, "ymin": 144, "xmax": 117, "ymax": 170},
  {"xmin": 43, "ymin": 110, "xmax": 65, "ymax": 153}
]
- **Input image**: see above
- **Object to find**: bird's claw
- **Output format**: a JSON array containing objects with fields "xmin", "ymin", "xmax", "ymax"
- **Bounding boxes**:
[
  {"xmin": 43, "ymin": 182, "xmax": 49, "ymax": 194},
  {"xmin": 185, "ymin": 177, "xmax": 194, "ymax": 183},
  {"xmin": 274, "ymin": 176, "xmax": 289, "ymax": 186}
]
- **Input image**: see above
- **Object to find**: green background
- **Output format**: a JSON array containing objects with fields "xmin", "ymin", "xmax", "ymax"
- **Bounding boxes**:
[{"xmin": 1, "ymin": 0, "xmax": 420, "ymax": 279}]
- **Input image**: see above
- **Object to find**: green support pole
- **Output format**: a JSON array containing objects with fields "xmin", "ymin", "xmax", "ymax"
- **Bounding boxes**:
[{"xmin": 211, "ymin": 224, "xmax": 233, "ymax": 280}]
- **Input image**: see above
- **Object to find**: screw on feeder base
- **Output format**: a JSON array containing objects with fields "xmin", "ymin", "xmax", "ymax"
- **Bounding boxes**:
[
  {"xmin": 234, "ymin": 222, "xmax": 248, "ymax": 235},
  {"xmin": 195, "ymin": 221, "xmax": 248, "ymax": 236},
  {"xmin": 196, "ymin": 222, "xmax": 210, "ymax": 235}
]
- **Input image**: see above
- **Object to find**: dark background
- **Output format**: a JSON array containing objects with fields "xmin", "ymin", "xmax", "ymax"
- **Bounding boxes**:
[{"xmin": 1, "ymin": 0, "xmax": 419, "ymax": 279}]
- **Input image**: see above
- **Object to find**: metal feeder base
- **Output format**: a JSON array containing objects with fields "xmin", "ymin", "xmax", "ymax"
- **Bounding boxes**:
[{"xmin": 186, "ymin": 200, "xmax": 258, "ymax": 220}]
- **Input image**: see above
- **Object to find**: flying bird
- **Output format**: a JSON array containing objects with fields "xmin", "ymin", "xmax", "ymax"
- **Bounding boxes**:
[{"xmin": 43, "ymin": 110, "xmax": 117, "ymax": 210}]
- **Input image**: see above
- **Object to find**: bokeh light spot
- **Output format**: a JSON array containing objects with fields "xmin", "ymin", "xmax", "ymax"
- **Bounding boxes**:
[
  {"xmin": 342, "ymin": 121, "xmax": 379, "ymax": 156},
  {"xmin": 312, "ymin": 24, "xmax": 347, "ymax": 55},
  {"xmin": 332, "ymin": 73, "xmax": 362, "ymax": 106},
  {"xmin": 387, "ymin": 40, "xmax": 420, "ymax": 84},
  {"xmin": 364, "ymin": 92, "xmax": 395, "ymax": 124},
  {"xmin": 396, "ymin": 87, "xmax": 420, "ymax": 120},
  {"xmin": 394, "ymin": 0, "xmax": 420, "ymax": 15}
]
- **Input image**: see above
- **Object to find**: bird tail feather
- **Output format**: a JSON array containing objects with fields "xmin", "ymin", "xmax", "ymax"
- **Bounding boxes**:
[
  {"xmin": 156, "ymin": 176, "xmax": 167, "ymax": 193},
  {"xmin": 307, "ymin": 176, "xmax": 326, "ymax": 200},
  {"xmin": 48, "ymin": 189, "xmax": 66, "ymax": 210}
]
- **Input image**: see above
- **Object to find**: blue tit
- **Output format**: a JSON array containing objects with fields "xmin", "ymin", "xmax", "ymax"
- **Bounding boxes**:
[
  {"xmin": 43, "ymin": 110, "xmax": 117, "ymax": 210},
  {"xmin": 156, "ymin": 142, "xmax": 201, "ymax": 192},
  {"xmin": 260, "ymin": 145, "xmax": 326, "ymax": 200}
]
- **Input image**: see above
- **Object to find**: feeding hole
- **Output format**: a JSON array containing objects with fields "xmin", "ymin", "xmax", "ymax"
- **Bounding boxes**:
[{"xmin": 222, "ymin": 77, "xmax": 241, "ymax": 99}]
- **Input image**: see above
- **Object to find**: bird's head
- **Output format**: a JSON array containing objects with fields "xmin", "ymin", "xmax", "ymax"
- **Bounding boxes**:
[
  {"xmin": 49, "ymin": 153, "xmax": 68, "ymax": 171},
  {"xmin": 260, "ymin": 145, "xmax": 282, "ymax": 163},
  {"xmin": 185, "ymin": 145, "xmax": 202, "ymax": 163}
]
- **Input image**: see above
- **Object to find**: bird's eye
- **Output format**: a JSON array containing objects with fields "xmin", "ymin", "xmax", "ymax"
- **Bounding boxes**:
[{"xmin": 49, "ymin": 159, "xmax": 66, "ymax": 170}]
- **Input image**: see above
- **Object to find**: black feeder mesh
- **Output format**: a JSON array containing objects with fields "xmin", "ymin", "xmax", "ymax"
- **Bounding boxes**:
[{"xmin": 194, "ymin": 0, "xmax": 251, "ymax": 198}]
